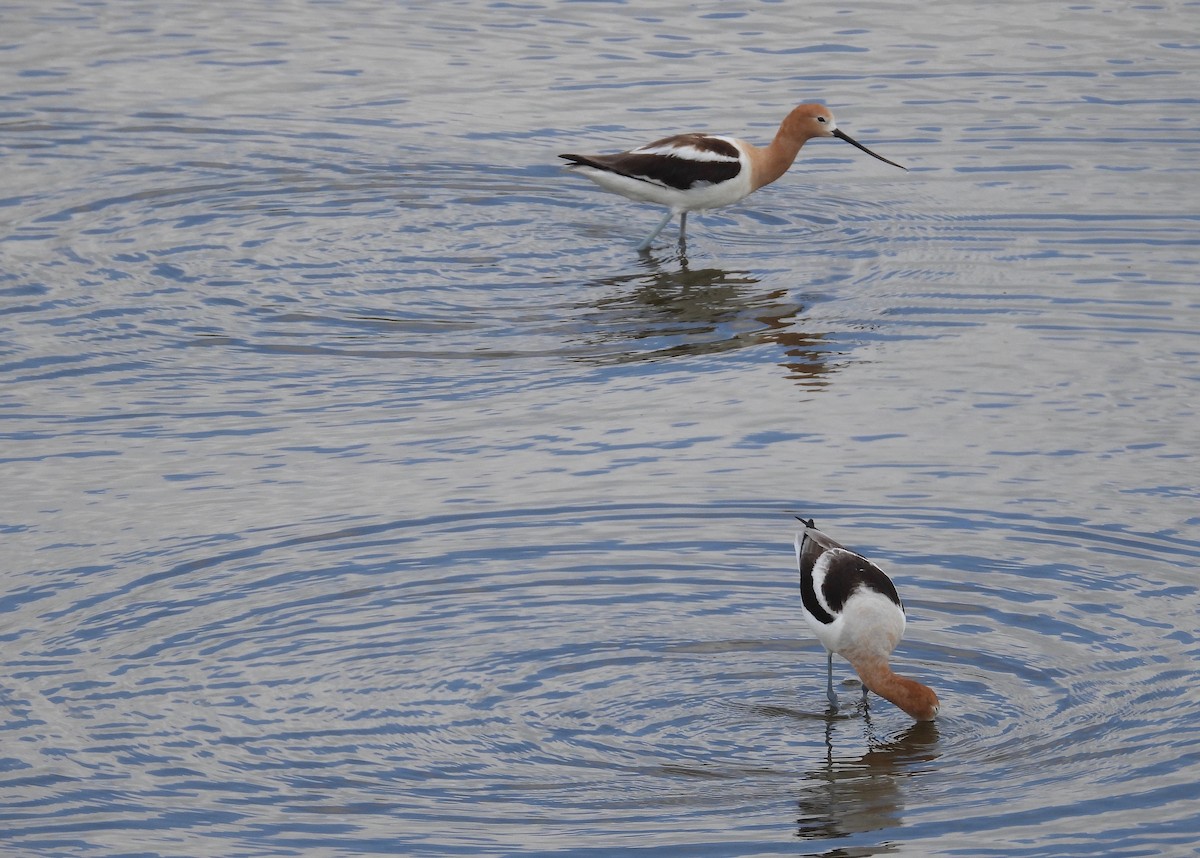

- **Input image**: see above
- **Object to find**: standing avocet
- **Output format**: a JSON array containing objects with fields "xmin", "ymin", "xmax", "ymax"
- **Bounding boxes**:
[
  {"xmin": 794, "ymin": 518, "xmax": 939, "ymax": 721},
  {"xmin": 560, "ymin": 103, "xmax": 906, "ymax": 251}
]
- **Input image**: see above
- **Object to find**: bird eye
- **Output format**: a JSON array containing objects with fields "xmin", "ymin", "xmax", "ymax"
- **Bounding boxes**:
[{"xmin": 816, "ymin": 116, "xmax": 827, "ymax": 123}]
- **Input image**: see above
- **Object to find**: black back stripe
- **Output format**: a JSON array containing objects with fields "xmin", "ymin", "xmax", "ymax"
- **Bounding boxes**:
[
  {"xmin": 799, "ymin": 532, "xmax": 835, "ymax": 625},
  {"xmin": 624, "ymin": 154, "xmax": 740, "ymax": 190},
  {"xmin": 821, "ymin": 550, "xmax": 903, "ymax": 612},
  {"xmin": 799, "ymin": 524, "xmax": 904, "ymax": 626},
  {"xmin": 561, "ymin": 134, "xmax": 742, "ymax": 191}
]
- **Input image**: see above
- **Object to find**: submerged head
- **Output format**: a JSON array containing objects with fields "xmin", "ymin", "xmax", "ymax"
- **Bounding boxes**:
[
  {"xmin": 904, "ymin": 681, "xmax": 940, "ymax": 722},
  {"xmin": 858, "ymin": 662, "xmax": 941, "ymax": 722},
  {"xmin": 783, "ymin": 103, "xmax": 907, "ymax": 171}
]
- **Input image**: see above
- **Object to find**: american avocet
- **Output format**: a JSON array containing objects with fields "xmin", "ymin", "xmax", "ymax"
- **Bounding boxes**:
[
  {"xmin": 794, "ymin": 518, "xmax": 939, "ymax": 721},
  {"xmin": 560, "ymin": 103, "xmax": 906, "ymax": 251}
]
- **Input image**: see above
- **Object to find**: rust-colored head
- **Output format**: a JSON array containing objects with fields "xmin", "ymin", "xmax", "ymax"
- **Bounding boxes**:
[
  {"xmin": 900, "ymin": 679, "xmax": 940, "ymax": 722},
  {"xmin": 780, "ymin": 103, "xmax": 839, "ymax": 142},
  {"xmin": 782, "ymin": 103, "xmax": 907, "ymax": 170}
]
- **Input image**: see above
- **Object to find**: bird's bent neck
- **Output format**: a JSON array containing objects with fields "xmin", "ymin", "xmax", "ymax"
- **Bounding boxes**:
[
  {"xmin": 749, "ymin": 130, "xmax": 806, "ymax": 192},
  {"xmin": 853, "ymin": 658, "xmax": 940, "ymax": 721}
]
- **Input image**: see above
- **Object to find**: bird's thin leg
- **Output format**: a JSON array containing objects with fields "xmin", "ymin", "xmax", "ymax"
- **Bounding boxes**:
[
  {"xmin": 636, "ymin": 210, "xmax": 674, "ymax": 251},
  {"xmin": 826, "ymin": 651, "xmax": 838, "ymax": 710},
  {"xmin": 862, "ymin": 684, "xmax": 870, "ymax": 707},
  {"xmin": 678, "ymin": 211, "xmax": 688, "ymax": 242}
]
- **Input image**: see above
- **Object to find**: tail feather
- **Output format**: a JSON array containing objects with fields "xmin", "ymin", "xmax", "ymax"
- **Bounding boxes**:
[{"xmin": 559, "ymin": 153, "xmax": 610, "ymax": 171}]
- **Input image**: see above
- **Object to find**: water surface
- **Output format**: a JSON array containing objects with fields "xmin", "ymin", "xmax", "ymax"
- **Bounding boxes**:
[{"xmin": 3, "ymin": 1, "xmax": 1199, "ymax": 855}]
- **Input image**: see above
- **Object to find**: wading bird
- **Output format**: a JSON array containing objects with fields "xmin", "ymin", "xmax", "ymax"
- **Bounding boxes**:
[
  {"xmin": 794, "ymin": 518, "xmax": 939, "ymax": 721},
  {"xmin": 560, "ymin": 103, "xmax": 906, "ymax": 250}
]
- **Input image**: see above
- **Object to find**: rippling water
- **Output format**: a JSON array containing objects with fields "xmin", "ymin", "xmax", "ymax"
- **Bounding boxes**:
[{"xmin": 4, "ymin": 1, "xmax": 1199, "ymax": 855}]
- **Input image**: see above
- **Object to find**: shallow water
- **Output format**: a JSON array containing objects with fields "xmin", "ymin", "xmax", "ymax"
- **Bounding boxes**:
[{"xmin": 3, "ymin": 1, "xmax": 1200, "ymax": 856}]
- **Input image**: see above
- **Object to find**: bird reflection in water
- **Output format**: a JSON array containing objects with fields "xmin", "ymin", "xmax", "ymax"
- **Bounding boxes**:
[
  {"xmin": 795, "ymin": 718, "xmax": 940, "ymax": 844},
  {"xmin": 572, "ymin": 248, "xmax": 836, "ymax": 385}
]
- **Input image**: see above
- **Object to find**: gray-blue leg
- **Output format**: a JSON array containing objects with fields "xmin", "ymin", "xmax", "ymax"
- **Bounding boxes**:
[
  {"xmin": 679, "ymin": 211, "xmax": 688, "ymax": 241},
  {"xmin": 636, "ymin": 210, "xmax": 674, "ymax": 251},
  {"xmin": 826, "ymin": 651, "xmax": 838, "ymax": 710}
]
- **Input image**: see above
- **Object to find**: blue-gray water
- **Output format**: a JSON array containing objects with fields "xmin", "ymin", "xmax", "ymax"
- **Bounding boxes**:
[{"xmin": 3, "ymin": 1, "xmax": 1199, "ymax": 856}]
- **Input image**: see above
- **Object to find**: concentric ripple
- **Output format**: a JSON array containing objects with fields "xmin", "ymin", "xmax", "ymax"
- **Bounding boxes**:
[
  {"xmin": 5, "ymin": 2, "xmax": 1200, "ymax": 856},
  {"xmin": 4, "ymin": 503, "xmax": 1197, "ymax": 854}
]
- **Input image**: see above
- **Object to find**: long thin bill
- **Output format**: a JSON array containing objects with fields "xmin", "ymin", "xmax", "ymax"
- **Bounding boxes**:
[{"xmin": 832, "ymin": 128, "xmax": 907, "ymax": 171}]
